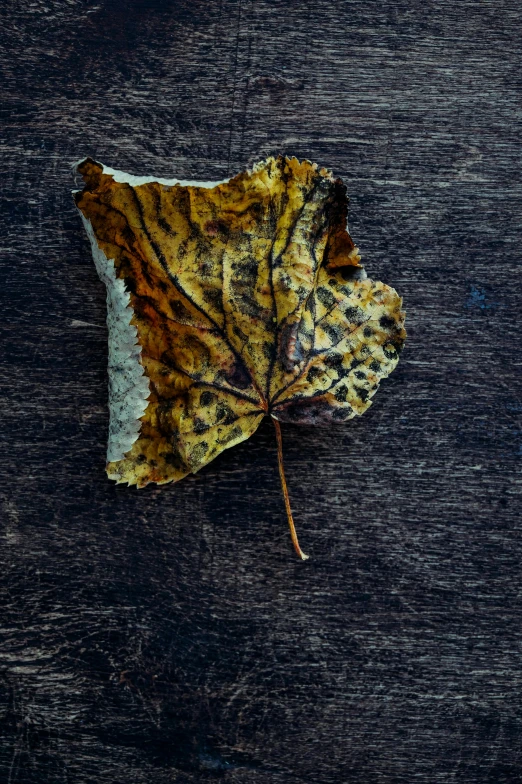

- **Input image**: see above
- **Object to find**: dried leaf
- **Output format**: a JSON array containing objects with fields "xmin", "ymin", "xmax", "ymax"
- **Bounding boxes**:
[{"xmin": 74, "ymin": 155, "xmax": 406, "ymax": 557}]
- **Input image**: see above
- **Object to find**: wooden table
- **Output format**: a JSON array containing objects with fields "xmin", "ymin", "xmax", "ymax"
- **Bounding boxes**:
[{"xmin": 1, "ymin": 2, "xmax": 521, "ymax": 781}]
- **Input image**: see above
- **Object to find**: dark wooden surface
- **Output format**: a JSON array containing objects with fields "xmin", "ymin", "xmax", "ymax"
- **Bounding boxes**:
[{"xmin": 1, "ymin": 2, "xmax": 522, "ymax": 782}]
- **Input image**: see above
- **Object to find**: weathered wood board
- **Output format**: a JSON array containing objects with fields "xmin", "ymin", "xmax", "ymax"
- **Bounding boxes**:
[{"xmin": 1, "ymin": 2, "xmax": 521, "ymax": 782}]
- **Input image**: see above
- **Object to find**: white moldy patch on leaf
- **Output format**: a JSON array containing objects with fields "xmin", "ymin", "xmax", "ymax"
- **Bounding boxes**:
[
  {"xmin": 72, "ymin": 157, "xmax": 229, "ymax": 189},
  {"xmin": 79, "ymin": 213, "xmax": 150, "ymax": 462}
]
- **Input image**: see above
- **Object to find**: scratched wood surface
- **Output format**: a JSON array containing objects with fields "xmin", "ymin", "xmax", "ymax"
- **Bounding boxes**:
[{"xmin": 1, "ymin": 2, "xmax": 522, "ymax": 782}]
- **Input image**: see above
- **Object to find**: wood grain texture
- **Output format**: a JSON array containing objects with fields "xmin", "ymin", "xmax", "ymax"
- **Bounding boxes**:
[{"xmin": 1, "ymin": 1, "xmax": 521, "ymax": 782}]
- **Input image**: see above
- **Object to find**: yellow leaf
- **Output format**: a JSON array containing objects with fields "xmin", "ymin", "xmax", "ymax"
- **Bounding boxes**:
[{"xmin": 75, "ymin": 155, "xmax": 406, "ymax": 558}]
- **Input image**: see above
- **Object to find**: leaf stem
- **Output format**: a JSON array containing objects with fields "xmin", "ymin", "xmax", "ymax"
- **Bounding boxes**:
[{"xmin": 272, "ymin": 417, "xmax": 309, "ymax": 561}]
